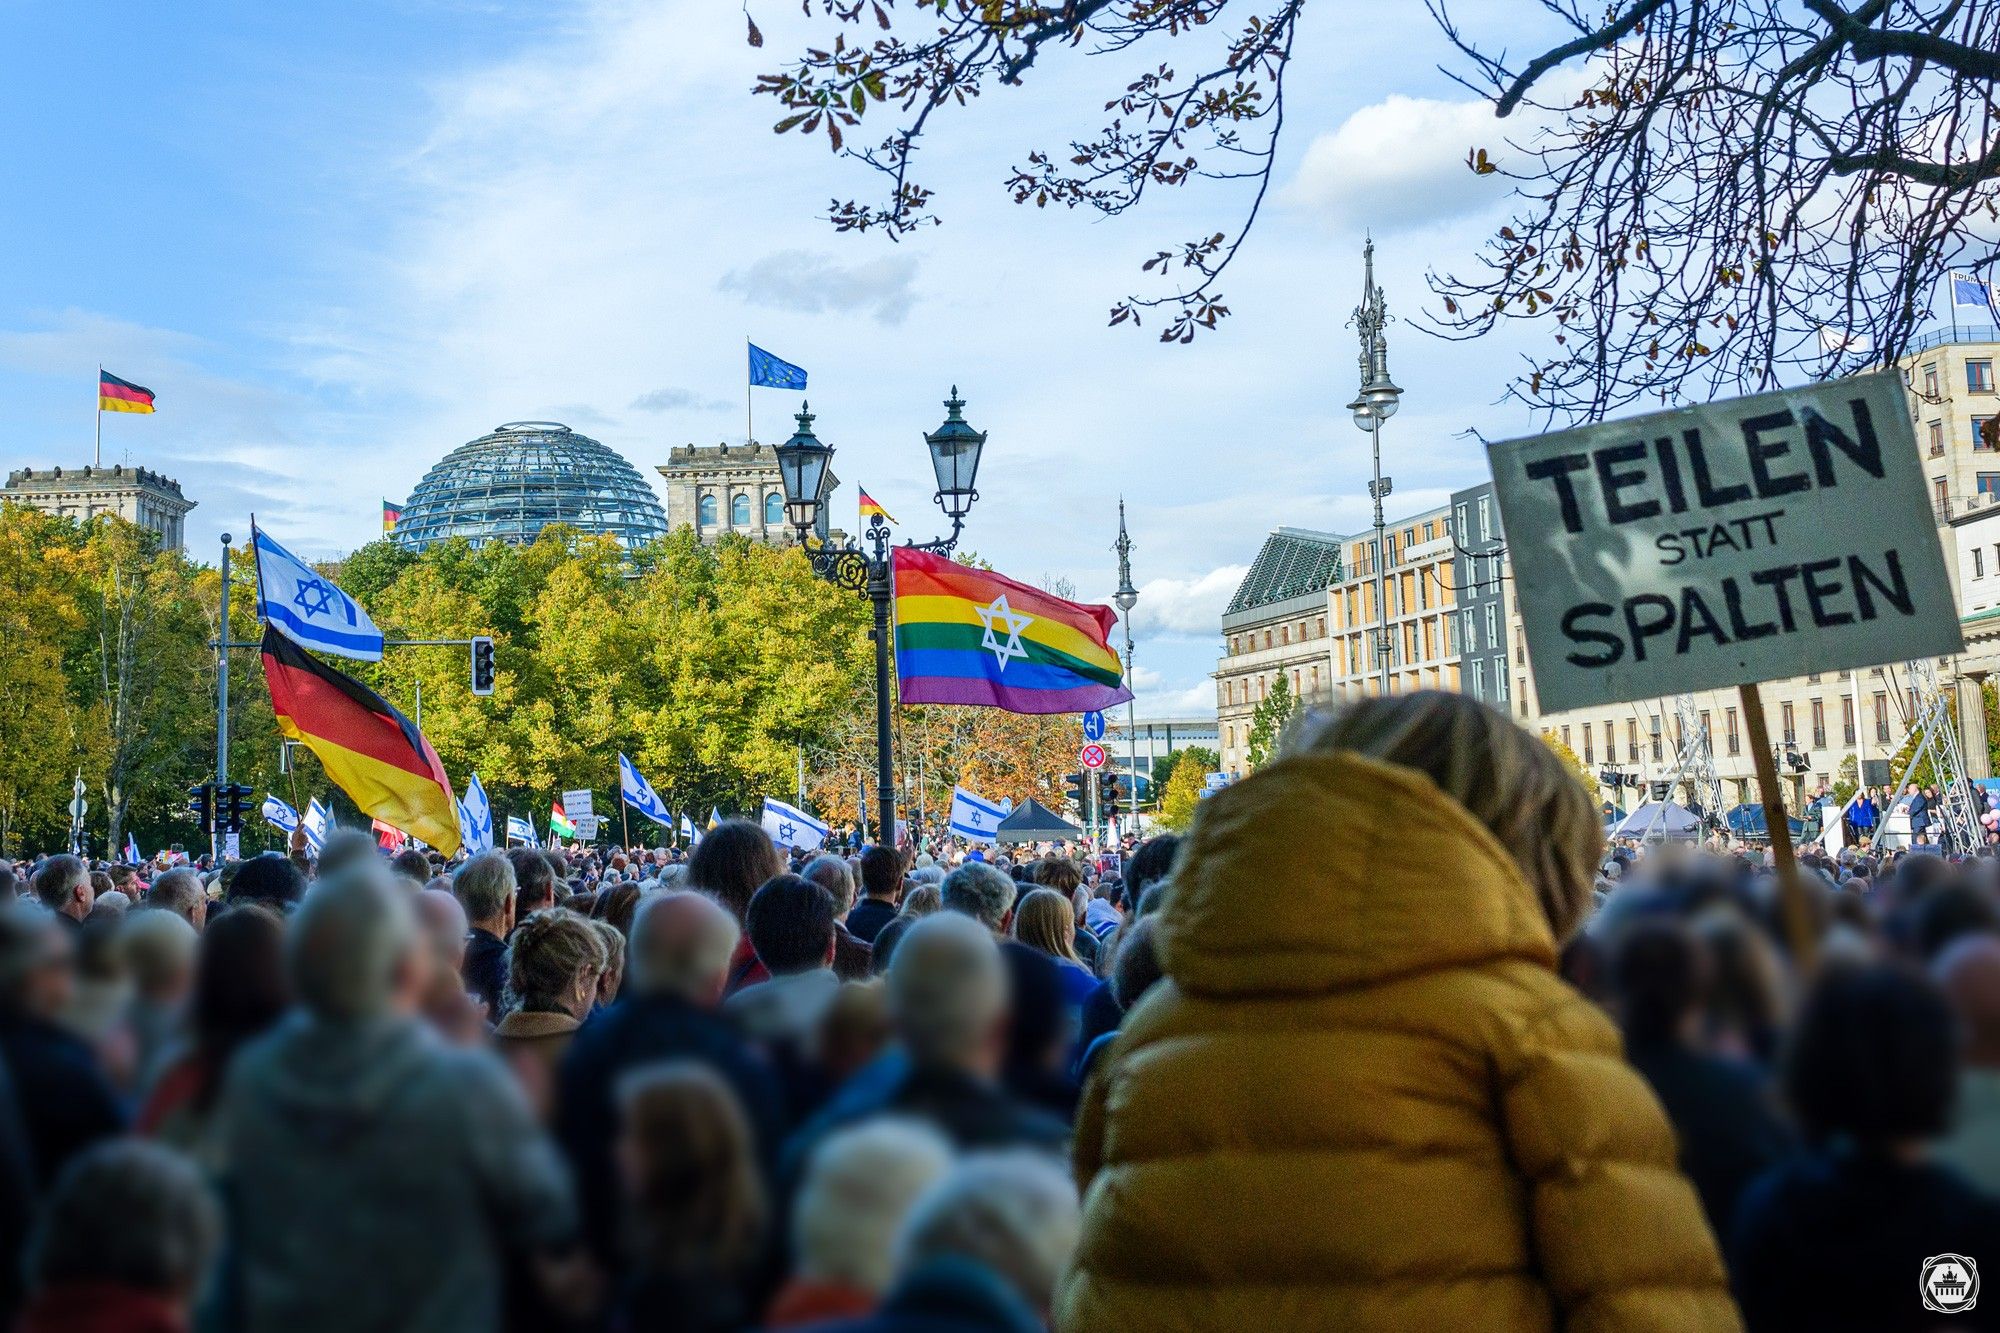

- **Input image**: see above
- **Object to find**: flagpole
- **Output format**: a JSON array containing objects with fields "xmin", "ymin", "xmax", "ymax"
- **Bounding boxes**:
[
  {"xmin": 619, "ymin": 763, "xmax": 631, "ymax": 851},
  {"xmin": 746, "ymin": 336, "xmax": 754, "ymax": 446},
  {"xmin": 94, "ymin": 364, "xmax": 102, "ymax": 467}
]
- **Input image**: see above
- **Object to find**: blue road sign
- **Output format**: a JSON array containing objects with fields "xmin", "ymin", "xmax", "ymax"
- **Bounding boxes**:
[{"xmin": 1082, "ymin": 711, "xmax": 1106, "ymax": 742}]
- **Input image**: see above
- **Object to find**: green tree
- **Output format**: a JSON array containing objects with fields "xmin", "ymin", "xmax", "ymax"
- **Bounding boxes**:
[
  {"xmin": 1244, "ymin": 674, "xmax": 1299, "ymax": 771},
  {"xmin": 1539, "ymin": 730, "xmax": 1595, "ymax": 793},
  {"xmin": 1155, "ymin": 750, "xmax": 1209, "ymax": 832}
]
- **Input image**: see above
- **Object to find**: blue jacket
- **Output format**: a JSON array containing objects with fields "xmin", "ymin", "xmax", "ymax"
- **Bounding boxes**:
[{"xmin": 807, "ymin": 1258, "xmax": 1044, "ymax": 1333}]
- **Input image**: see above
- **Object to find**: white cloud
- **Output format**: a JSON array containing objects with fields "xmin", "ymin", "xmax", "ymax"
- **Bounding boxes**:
[
  {"xmin": 1126, "ymin": 565, "xmax": 1249, "ymax": 638},
  {"xmin": 1137, "ymin": 679, "xmax": 1218, "ymax": 719},
  {"xmin": 631, "ymin": 387, "xmax": 731, "ymax": 413},
  {"xmin": 719, "ymin": 251, "xmax": 920, "ymax": 326},
  {"xmin": 1279, "ymin": 94, "xmax": 1514, "ymax": 233}
]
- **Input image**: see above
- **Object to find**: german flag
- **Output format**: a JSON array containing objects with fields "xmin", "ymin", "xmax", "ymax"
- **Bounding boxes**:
[
  {"xmin": 98, "ymin": 370, "xmax": 156, "ymax": 414},
  {"xmin": 859, "ymin": 487, "xmax": 896, "ymax": 524},
  {"xmin": 382, "ymin": 499, "xmax": 402, "ymax": 533},
  {"xmin": 260, "ymin": 625, "xmax": 461, "ymax": 855}
]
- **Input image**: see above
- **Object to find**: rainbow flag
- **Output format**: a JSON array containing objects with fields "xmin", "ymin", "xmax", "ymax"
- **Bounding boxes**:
[
  {"xmin": 891, "ymin": 547, "xmax": 1133, "ymax": 714},
  {"xmin": 98, "ymin": 370, "xmax": 155, "ymax": 414},
  {"xmin": 859, "ymin": 488, "xmax": 896, "ymax": 524}
]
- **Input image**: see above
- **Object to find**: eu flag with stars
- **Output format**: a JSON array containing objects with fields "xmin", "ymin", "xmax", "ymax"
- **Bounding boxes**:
[{"xmin": 749, "ymin": 343, "xmax": 808, "ymax": 390}]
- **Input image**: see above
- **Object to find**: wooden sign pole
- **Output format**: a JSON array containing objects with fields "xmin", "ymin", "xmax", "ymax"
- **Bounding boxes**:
[{"xmin": 1739, "ymin": 682, "xmax": 1818, "ymax": 972}]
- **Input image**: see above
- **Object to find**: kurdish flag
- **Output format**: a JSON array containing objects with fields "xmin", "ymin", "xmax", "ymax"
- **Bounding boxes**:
[
  {"xmin": 99, "ymin": 370, "xmax": 156, "ymax": 414},
  {"xmin": 891, "ymin": 547, "xmax": 1133, "ymax": 714},
  {"xmin": 859, "ymin": 488, "xmax": 896, "ymax": 524},
  {"xmin": 259, "ymin": 626, "xmax": 461, "ymax": 856},
  {"xmin": 549, "ymin": 801, "xmax": 577, "ymax": 839}
]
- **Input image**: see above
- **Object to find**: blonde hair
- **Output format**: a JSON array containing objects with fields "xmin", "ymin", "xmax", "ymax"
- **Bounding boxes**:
[
  {"xmin": 1286, "ymin": 690, "xmax": 1602, "ymax": 942},
  {"xmin": 505, "ymin": 908, "xmax": 606, "ymax": 1015},
  {"xmin": 1012, "ymin": 888, "xmax": 1081, "ymax": 963}
]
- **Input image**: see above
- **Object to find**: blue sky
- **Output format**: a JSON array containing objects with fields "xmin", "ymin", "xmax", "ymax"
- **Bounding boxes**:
[{"xmin": 1, "ymin": 0, "xmax": 1591, "ymax": 716}]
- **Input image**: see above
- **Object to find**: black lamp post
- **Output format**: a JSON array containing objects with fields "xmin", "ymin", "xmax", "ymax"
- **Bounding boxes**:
[{"xmin": 774, "ymin": 389, "xmax": 986, "ymax": 846}]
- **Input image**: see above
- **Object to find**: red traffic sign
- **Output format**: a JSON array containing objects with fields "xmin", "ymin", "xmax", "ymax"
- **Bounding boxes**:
[{"xmin": 1080, "ymin": 743, "xmax": 1107, "ymax": 770}]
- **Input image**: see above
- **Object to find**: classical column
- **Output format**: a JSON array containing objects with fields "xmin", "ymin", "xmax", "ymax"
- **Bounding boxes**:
[{"xmin": 1959, "ymin": 670, "xmax": 1993, "ymax": 780}]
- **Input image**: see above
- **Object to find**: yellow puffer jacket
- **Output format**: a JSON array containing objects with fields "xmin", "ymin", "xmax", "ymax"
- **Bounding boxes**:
[{"xmin": 1057, "ymin": 751, "xmax": 1741, "ymax": 1332}]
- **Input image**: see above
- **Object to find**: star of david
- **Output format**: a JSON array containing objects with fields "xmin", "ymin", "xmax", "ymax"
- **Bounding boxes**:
[
  {"xmin": 293, "ymin": 577, "xmax": 335, "ymax": 617},
  {"xmin": 779, "ymin": 820, "xmax": 797, "ymax": 841},
  {"xmin": 974, "ymin": 594, "xmax": 1033, "ymax": 671}
]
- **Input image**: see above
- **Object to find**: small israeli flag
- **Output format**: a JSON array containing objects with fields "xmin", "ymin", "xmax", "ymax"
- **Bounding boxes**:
[
  {"xmin": 461, "ymin": 773, "xmax": 495, "ymax": 854},
  {"xmin": 619, "ymin": 754, "xmax": 673, "ymax": 828},
  {"xmin": 303, "ymin": 798, "xmax": 332, "ymax": 855},
  {"xmin": 262, "ymin": 794, "xmax": 299, "ymax": 836},
  {"xmin": 949, "ymin": 784, "xmax": 1006, "ymax": 844},
  {"xmin": 253, "ymin": 522, "xmax": 384, "ymax": 662},
  {"xmin": 679, "ymin": 813, "xmax": 697, "ymax": 842},
  {"xmin": 125, "ymin": 833, "xmax": 142, "ymax": 864},
  {"xmin": 507, "ymin": 814, "xmax": 539, "ymax": 847},
  {"xmin": 760, "ymin": 796, "xmax": 829, "ymax": 851}
]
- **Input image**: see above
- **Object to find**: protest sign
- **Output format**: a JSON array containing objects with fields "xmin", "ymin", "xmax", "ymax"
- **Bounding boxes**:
[{"xmin": 1490, "ymin": 370, "xmax": 1962, "ymax": 715}]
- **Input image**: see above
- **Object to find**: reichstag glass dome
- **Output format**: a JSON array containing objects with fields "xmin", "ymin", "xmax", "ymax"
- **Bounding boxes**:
[{"xmin": 392, "ymin": 421, "xmax": 668, "ymax": 552}]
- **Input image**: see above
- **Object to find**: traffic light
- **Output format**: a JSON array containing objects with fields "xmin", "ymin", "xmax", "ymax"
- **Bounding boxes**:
[
  {"xmin": 187, "ymin": 782, "xmax": 214, "ymax": 835},
  {"xmin": 1098, "ymin": 771, "xmax": 1120, "ymax": 806},
  {"xmin": 470, "ymin": 635, "xmax": 496, "ymax": 696},
  {"xmin": 1062, "ymin": 773, "xmax": 1086, "ymax": 811},
  {"xmin": 1650, "ymin": 781, "xmax": 1671, "ymax": 802},
  {"xmin": 221, "ymin": 783, "xmax": 255, "ymax": 834}
]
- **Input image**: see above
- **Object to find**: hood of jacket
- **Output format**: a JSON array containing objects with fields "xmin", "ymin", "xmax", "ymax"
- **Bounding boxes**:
[
  {"xmin": 236, "ymin": 1011, "xmax": 440, "ymax": 1129},
  {"xmin": 1157, "ymin": 749, "xmax": 1556, "ymax": 998}
]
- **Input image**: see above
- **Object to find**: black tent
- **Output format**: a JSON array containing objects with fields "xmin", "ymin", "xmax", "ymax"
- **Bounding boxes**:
[{"xmin": 995, "ymin": 798, "xmax": 1083, "ymax": 845}]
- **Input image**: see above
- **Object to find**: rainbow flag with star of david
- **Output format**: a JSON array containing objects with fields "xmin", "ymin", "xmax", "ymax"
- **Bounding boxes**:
[{"xmin": 889, "ymin": 547, "xmax": 1132, "ymax": 715}]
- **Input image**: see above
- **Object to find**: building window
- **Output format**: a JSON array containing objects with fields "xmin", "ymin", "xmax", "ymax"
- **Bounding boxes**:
[
  {"xmin": 1978, "ymin": 549, "xmax": 1987, "ymax": 578},
  {"xmin": 1628, "ymin": 720, "xmax": 1640, "ymax": 763},
  {"xmin": 1477, "ymin": 495, "xmax": 1491, "ymax": 538},
  {"xmin": 1981, "ymin": 473, "xmax": 2000, "ymax": 499},
  {"xmin": 1971, "ymin": 359, "xmax": 1995, "ymax": 394},
  {"xmin": 1842, "ymin": 695, "xmax": 1856, "ymax": 745},
  {"xmin": 1874, "ymin": 691, "xmax": 1890, "ymax": 743},
  {"xmin": 697, "ymin": 493, "xmax": 717, "ymax": 527},
  {"xmin": 1925, "ymin": 363, "xmax": 1940, "ymax": 397},
  {"xmin": 1281, "ymin": 625, "xmax": 1290, "ymax": 645},
  {"xmin": 1264, "ymin": 630, "xmax": 1273, "ymax": 649},
  {"xmin": 1699, "ymin": 710, "xmax": 1711, "ymax": 747},
  {"xmin": 1582, "ymin": 723, "xmax": 1593, "ymax": 765},
  {"xmin": 1977, "ymin": 417, "xmax": 1998, "ymax": 451},
  {"xmin": 1470, "ymin": 659, "xmax": 1484, "ymax": 699},
  {"xmin": 1650, "ymin": 716, "xmax": 1663, "ymax": 762},
  {"xmin": 1463, "ymin": 609, "xmax": 1478, "ymax": 651},
  {"xmin": 1455, "ymin": 503, "xmax": 1469, "ymax": 541},
  {"xmin": 1936, "ymin": 476, "xmax": 1951, "ymax": 507},
  {"xmin": 1781, "ymin": 701, "xmax": 1796, "ymax": 744},
  {"xmin": 1484, "ymin": 604, "xmax": 1498, "ymax": 649},
  {"xmin": 1726, "ymin": 707, "xmax": 1740, "ymax": 755},
  {"xmin": 1317, "ymin": 616, "xmax": 1326, "ymax": 636},
  {"xmin": 730, "ymin": 494, "xmax": 751, "ymax": 526},
  {"xmin": 764, "ymin": 492, "xmax": 784, "ymax": 526},
  {"xmin": 1929, "ymin": 421, "xmax": 1946, "ymax": 456},
  {"xmin": 1811, "ymin": 698, "xmax": 1826, "ymax": 749}
]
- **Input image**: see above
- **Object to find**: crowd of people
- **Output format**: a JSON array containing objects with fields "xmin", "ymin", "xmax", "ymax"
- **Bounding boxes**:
[{"xmin": 3, "ymin": 689, "xmax": 2000, "ymax": 1329}]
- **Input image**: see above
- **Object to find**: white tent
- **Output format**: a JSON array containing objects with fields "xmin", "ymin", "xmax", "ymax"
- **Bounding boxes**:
[{"xmin": 1608, "ymin": 801, "xmax": 1701, "ymax": 840}]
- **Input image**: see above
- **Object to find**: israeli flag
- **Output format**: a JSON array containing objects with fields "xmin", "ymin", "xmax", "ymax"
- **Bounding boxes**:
[
  {"xmin": 461, "ymin": 773, "xmax": 494, "ymax": 854},
  {"xmin": 949, "ymin": 784, "xmax": 1006, "ymax": 844},
  {"xmin": 760, "ymin": 796, "xmax": 829, "ymax": 851},
  {"xmin": 679, "ymin": 813, "xmax": 696, "ymax": 842},
  {"xmin": 262, "ymin": 794, "xmax": 299, "ymax": 835},
  {"xmin": 507, "ymin": 814, "xmax": 539, "ymax": 847},
  {"xmin": 253, "ymin": 522, "xmax": 385, "ymax": 662},
  {"xmin": 619, "ymin": 754, "xmax": 673, "ymax": 828},
  {"xmin": 748, "ymin": 342, "xmax": 808, "ymax": 390},
  {"xmin": 125, "ymin": 833, "xmax": 142, "ymax": 864},
  {"xmin": 303, "ymin": 798, "xmax": 332, "ymax": 855}
]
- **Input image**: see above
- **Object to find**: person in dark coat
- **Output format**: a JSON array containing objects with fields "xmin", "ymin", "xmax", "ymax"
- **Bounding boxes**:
[
  {"xmin": 451, "ymin": 851, "xmax": 516, "ymax": 1018},
  {"xmin": 0, "ymin": 906, "xmax": 124, "ymax": 1193},
  {"xmin": 1611, "ymin": 920, "xmax": 1794, "ymax": 1238},
  {"xmin": 556, "ymin": 890, "xmax": 783, "ymax": 1263},
  {"xmin": 1730, "ymin": 962, "xmax": 2000, "ymax": 1331},
  {"xmin": 844, "ymin": 845, "xmax": 905, "ymax": 945}
]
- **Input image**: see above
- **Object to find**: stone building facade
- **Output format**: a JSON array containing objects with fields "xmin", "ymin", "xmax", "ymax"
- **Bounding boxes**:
[
  {"xmin": 656, "ymin": 443, "xmax": 837, "ymax": 545},
  {"xmin": 2, "ymin": 464, "xmax": 196, "ymax": 551}
]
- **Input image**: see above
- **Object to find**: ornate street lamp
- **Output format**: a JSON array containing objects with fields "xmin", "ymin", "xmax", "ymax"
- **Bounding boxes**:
[
  {"xmin": 1113, "ymin": 500, "xmax": 1139, "ymax": 842},
  {"xmin": 1349, "ymin": 238, "xmax": 1403, "ymax": 696},
  {"xmin": 774, "ymin": 391, "xmax": 986, "ymax": 847}
]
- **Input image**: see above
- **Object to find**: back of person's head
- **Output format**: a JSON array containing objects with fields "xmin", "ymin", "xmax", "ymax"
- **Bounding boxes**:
[
  {"xmin": 315, "ymin": 828, "xmax": 378, "ymax": 879},
  {"xmin": 818, "ymin": 979, "xmax": 893, "ymax": 1081},
  {"xmin": 900, "ymin": 883, "xmax": 942, "ymax": 919},
  {"xmin": 629, "ymin": 890, "xmax": 741, "ymax": 1003},
  {"xmin": 1286, "ymin": 691, "xmax": 1602, "ymax": 941},
  {"xmin": 859, "ymin": 844, "xmax": 905, "ymax": 902},
  {"xmin": 746, "ymin": 873, "xmax": 837, "ymax": 975},
  {"xmin": 1611, "ymin": 919, "xmax": 1705, "ymax": 1046},
  {"xmin": 30, "ymin": 854, "xmax": 88, "ymax": 914},
  {"xmin": 941, "ymin": 862, "xmax": 1017, "ymax": 932},
  {"xmin": 87, "ymin": 888, "xmax": 132, "ymax": 922},
  {"xmin": 894, "ymin": 1149, "xmax": 1082, "ymax": 1319},
  {"xmin": 288, "ymin": 861, "xmax": 421, "ymax": 1022},
  {"xmin": 1012, "ymin": 888, "xmax": 1079, "ymax": 963},
  {"xmin": 592, "ymin": 880, "xmax": 643, "ymax": 936},
  {"xmin": 507, "ymin": 907, "xmax": 606, "ymax": 1016},
  {"xmin": 1109, "ymin": 916, "xmax": 1164, "ymax": 1011},
  {"xmin": 590, "ymin": 918, "xmax": 625, "ymax": 1000},
  {"xmin": 1936, "ymin": 933, "xmax": 2000, "ymax": 1070},
  {"xmin": 889, "ymin": 911, "xmax": 1008, "ymax": 1067},
  {"xmin": 1032, "ymin": 857, "xmax": 1083, "ymax": 897},
  {"xmin": 1915, "ymin": 883, "xmax": 1999, "ymax": 962},
  {"xmin": 146, "ymin": 867, "xmax": 206, "ymax": 925},
  {"xmin": 1785, "ymin": 961, "xmax": 1957, "ymax": 1147},
  {"xmin": 190, "ymin": 905, "xmax": 289, "ymax": 1086},
  {"xmin": 794, "ymin": 1117, "xmax": 953, "ymax": 1294},
  {"xmin": 416, "ymin": 887, "xmax": 468, "ymax": 967},
  {"xmin": 228, "ymin": 852, "xmax": 307, "ymax": 910},
  {"xmin": 122, "ymin": 907, "xmax": 198, "ymax": 1000},
  {"xmin": 0, "ymin": 902, "xmax": 60, "ymax": 1013},
  {"xmin": 687, "ymin": 820, "xmax": 786, "ymax": 923},
  {"xmin": 26, "ymin": 1140, "xmax": 220, "ymax": 1303},
  {"xmin": 508, "ymin": 846, "xmax": 556, "ymax": 912},
  {"xmin": 0, "ymin": 864, "xmax": 16, "ymax": 904},
  {"xmin": 542, "ymin": 847, "xmax": 570, "ymax": 882},
  {"xmin": 389, "ymin": 848, "xmax": 432, "ymax": 883},
  {"xmin": 453, "ymin": 850, "xmax": 517, "ymax": 927},
  {"xmin": 801, "ymin": 854, "xmax": 857, "ymax": 916},
  {"xmin": 616, "ymin": 1060, "xmax": 767, "ymax": 1276},
  {"xmin": 1126, "ymin": 836, "xmax": 1180, "ymax": 907}
]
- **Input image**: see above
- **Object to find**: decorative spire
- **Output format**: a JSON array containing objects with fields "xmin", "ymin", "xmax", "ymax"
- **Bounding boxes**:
[{"xmin": 1114, "ymin": 497, "xmax": 1138, "ymax": 609}]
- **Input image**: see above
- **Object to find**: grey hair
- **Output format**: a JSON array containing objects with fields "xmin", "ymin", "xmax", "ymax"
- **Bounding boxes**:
[
  {"xmin": 30, "ymin": 854, "xmax": 87, "ymax": 912},
  {"xmin": 801, "ymin": 855, "xmax": 857, "ymax": 916},
  {"xmin": 940, "ymin": 863, "xmax": 1016, "ymax": 930},
  {"xmin": 794, "ymin": 1117, "xmax": 954, "ymax": 1294},
  {"xmin": 888, "ymin": 912, "xmax": 1008, "ymax": 1065},
  {"xmin": 146, "ymin": 867, "xmax": 206, "ymax": 924},
  {"xmin": 89, "ymin": 889, "xmax": 133, "ymax": 919},
  {"xmin": 288, "ymin": 861, "xmax": 421, "ymax": 1021},
  {"xmin": 315, "ymin": 828, "xmax": 379, "ymax": 879},
  {"xmin": 28, "ymin": 1140, "xmax": 221, "ymax": 1295},
  {"xmin": 452, "ymin": 850, "xmax": 517, "ymax": 925},
  {"xmin": 628, "ymin": 890, "xmax": 740, "ymax": 1001},
  {"xmin": 0, "ymin": 903, "xmax": 57, "ymax": 1006},
  {"xmin": 121, "ymin": 907, "xmax": 198, "ymax": 994},
  {"xmin": 895, "ymin": 1149, "xmax": 1081, "ymax": 1316},
  {"xmin": 912, "ymin": 866, "xmax": 946, "ymax": 887}
]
